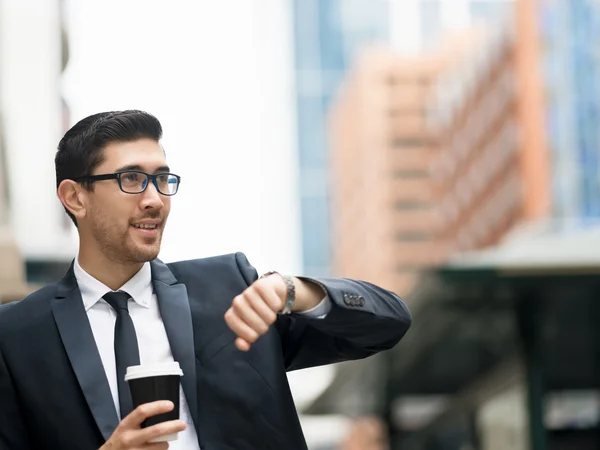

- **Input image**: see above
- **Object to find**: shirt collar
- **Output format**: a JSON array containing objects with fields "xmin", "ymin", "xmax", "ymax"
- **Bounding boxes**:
[{"xmin": 73, "ymin": 256, "xmax": 153, "ymax": 311}]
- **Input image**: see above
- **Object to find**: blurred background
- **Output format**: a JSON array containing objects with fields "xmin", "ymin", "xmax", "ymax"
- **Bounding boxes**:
[{"xmin": 1, "ymin": 0, "xmax": 599, "ymax": 448}]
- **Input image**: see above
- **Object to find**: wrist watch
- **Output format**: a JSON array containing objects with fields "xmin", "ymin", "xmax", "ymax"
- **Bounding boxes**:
[{"xmin": 262, "ymin": 271, "xmax": 295, "ymax": 314}]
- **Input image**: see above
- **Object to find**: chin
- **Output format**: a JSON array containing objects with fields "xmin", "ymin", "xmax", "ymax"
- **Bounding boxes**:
[{"xmin": 129, "ymin": 244, "xmax": 161, "ymax": 263}]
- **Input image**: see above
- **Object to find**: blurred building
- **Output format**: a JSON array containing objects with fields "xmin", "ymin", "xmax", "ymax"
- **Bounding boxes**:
[
  {"xmin": 0, "ymin": 111, "xmax": 27, "ymax": 304},
  {"xmin": 290, "ymin": 0, "xmax": 518, "ymax": 280},
  {"xmin": 0, "ymin": 0, "xmax": 72, "ymax": 292},
  {"xmin": 291, "ymin": 0, "xmax": 389, "ymax": 277},
  {"xmin": 312, "ymin": 1, "xmax": 600, "ymax": 449},
  {"xmin": 539, "ymin": 0, "xmax": 600, "ymax": 223},
  {"xmin": 330, "ymin": 22, "xmax": 532, "ymax": 296},
  {"xmin": 390, "ymin": 0, "xmax": 514, "ymax": 55}
]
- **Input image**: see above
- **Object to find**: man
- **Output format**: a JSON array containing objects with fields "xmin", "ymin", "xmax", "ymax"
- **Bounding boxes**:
[{"xmin": 0, "ymin": 110, "xmax": 411, "ymax": 449}]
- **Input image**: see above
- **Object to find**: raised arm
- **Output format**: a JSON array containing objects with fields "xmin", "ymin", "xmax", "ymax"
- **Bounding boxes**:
[{"xmin": 228, "ymin": 252, "xmax": 411, "ymax": 371}]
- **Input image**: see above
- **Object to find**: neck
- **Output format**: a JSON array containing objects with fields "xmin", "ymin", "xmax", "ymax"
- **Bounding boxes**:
[{"xmin": 78, "ymin": 247, "xmax": 144, "ymax": 291}]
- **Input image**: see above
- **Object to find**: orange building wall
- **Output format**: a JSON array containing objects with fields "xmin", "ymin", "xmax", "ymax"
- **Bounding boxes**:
[{"xmin": 329, "ymin": 15, "xmax": 548, "ymax": 298}]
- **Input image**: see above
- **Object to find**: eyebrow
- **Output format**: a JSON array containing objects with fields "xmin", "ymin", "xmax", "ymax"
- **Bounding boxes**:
[{"xmin": 115, "ymin": 164, "xmax": 171, "ymax": 173}]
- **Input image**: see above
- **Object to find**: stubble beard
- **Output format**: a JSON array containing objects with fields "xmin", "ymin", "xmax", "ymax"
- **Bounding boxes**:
[{"xmin": 93, "ymin": 221, "xmax": 162, "ymax": 265}]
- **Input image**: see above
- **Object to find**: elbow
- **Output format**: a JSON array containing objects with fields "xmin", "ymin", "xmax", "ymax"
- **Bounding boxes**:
[{"xmin": 382, "ymin": 309, "xmax": 412, "ymax": 351}]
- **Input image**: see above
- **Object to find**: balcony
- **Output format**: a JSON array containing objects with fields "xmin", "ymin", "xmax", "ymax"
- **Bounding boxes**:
[
  {"xmin": 389, "ymin": 146, "xmax": 433, "ymax": 173},
  {"xmin": 390, "ymin": 83, "xmax": 430, "ymax": 111},
  {"xmin": 389, "ymin": 115, "xmax": 430, "ymax": 143},
  {"xmin": 393, "ymin": 207, "xmax": 439, "ymax": 235},
  {"xmin": 392, "ymin": 177, "xmax": 435, "ymax": 204},
  {"xmin": 393, "ymin": 240, "xmax": 448, "ymax": 267}
]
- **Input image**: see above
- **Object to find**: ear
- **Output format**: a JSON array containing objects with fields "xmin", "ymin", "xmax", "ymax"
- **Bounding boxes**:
[{"xmin": 57, "ymin": 180, "xmax": 87, "ymax": 222}]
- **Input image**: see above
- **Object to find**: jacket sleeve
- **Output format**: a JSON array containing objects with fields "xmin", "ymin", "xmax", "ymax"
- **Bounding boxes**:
[
  {"xmin": 0, "ymin": 343, "xmax": 30, "ymax": 449},
  {"xmin": 234, "ymin": 252, "xmax": 412, "ymax": 371}
]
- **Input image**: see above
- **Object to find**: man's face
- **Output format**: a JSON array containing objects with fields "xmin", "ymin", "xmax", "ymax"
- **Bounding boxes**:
[{"xmin": 81, "ymin": 138, "xmax": 172, "ymax": 264}]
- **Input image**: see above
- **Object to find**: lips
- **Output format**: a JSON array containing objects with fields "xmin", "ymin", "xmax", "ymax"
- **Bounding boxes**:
[
  {"xmin": 133, "ymin": 223, "xmax": 158, "ymax": 230},
  {"xmin": 130, "ymin": 218, "xmax": 162, "ymax": 235}
]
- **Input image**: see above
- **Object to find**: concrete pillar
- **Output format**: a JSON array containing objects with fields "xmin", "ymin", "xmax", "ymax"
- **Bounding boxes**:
[{"xmin": 477, "ymin": 384, "xmax": 528, "ymax": 450}]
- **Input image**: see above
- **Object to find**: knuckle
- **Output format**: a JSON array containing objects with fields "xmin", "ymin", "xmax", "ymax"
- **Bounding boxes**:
[
  {"xmin": 120, "ymin": 433, "xmax": 133, "ymax": 447},
  {"xmin": 245, "ymin": 330, "xmax": 259, "ymax": 342},
  {"xmin": 256, "ymin": 322, "xmax": 269, "ymax": 334},
  {"xmin": 253, "ymin": 280, "xmax": 267, "ymax": 295},
  {"xmin": 232, "ymin": 295, "xmax": 246, "ymax": 309},
  {"xmin": 247, "ymin": 292, "xmax": 260, "ymax": 305},
  {"xmin": 266, "ymin": 299, "xmax": 281, "ymax": 314},
  {"xmin": 138, "ymin": 403, "xmax": 151, "ymax": 416},
  {"xmin": 151, "ymin": 423, "xmax": 165, "ymax": 436}
]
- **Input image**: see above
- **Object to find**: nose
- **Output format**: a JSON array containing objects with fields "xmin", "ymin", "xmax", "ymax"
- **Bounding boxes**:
[{"xmin": 139, "ymin": 182, "xmax": 164, "ymax": 210}]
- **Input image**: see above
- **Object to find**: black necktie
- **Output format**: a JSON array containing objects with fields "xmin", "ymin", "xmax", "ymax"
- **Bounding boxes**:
[{"xmin": 103, "ymin": 290, "xmax": 140, "ymax": 419}]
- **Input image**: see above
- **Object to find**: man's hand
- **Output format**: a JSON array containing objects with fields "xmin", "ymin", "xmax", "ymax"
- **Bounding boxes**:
[
  {"xmin": 224, "ymin": 274, "xmax": 285, "ymax": 351},
  {"xmin": 225, "ymin": 273, "xmax": 327, "ymax": 351},
  {"xmin": 100, "ymin": 401, "xmax": 186, "ymax": 449}
]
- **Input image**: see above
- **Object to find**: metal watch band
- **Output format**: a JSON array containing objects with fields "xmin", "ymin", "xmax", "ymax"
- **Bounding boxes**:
[
  {"xmin": 261, "ymin": 271, "xmax": 295, "ymax": 314},
  {"xmin": 279, "ymin": 275, "xmax": 296, "ymax": 315}
]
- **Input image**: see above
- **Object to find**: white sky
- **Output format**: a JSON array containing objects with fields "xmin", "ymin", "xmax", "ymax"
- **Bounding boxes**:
[{"xmin": 62, "ymin": 0, "xmax": 302, "ymax": 275}]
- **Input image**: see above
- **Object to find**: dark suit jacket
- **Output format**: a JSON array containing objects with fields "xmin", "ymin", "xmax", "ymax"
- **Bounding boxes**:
[{"xmin": 0, "ymin": 252, "xmax": 411, "ymax": 450}]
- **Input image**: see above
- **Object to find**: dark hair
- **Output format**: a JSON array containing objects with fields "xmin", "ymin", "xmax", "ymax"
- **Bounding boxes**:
[{"xmin": 55, "ymin": 110, "xmax": 163, "ymax": 226}]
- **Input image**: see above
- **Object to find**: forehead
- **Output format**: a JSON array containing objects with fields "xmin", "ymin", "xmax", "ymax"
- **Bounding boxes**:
[{"xmin": 95, "ymin": 138, "xmax": 167, "ymax": 172}]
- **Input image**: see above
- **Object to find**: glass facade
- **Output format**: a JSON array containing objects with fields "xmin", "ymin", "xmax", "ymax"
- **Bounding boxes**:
[
  {"xmin": 419, "ymin": 0, "xmax": 512, "ymax": 49},
  {"xmin": 291, "ymin": 0, "xmax": 389, "ymax": 276},
  {"xmin": 469, "ymin": 0, "xmax": 512, "ymax": 21},
  {"xmin": 540, "ymin": 0, "xmax": 600, "ymax": 224}
]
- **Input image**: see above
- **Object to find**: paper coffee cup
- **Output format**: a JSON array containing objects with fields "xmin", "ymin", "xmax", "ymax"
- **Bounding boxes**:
[{"xmin": 125, "ymin": 362, "xmax": 184, "ymax": 442}]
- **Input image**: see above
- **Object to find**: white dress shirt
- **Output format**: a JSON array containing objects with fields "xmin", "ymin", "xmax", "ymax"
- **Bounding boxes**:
[{"xmin": 74, "ymin": 258, "xmax": 331, "ymax": 448}]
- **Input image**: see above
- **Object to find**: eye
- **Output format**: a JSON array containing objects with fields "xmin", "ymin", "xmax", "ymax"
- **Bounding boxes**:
[
  {"xmin": 122, "ymin": 172, "xmax": 141, "ymax": 183},
  {"xmin": 156, "ymin": 174, "xmax": 170, "ymax": 184}
]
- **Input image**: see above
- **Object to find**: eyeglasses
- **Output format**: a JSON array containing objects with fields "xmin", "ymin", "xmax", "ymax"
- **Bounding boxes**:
[{"xmin": 74, "ymin": 171, "xmax": 181, "ymax": 195}]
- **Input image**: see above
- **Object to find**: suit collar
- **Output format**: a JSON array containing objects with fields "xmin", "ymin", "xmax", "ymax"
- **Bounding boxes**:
[
  {"xmin": 52, "ymin": 259, "xmax": 200, "ymax": 440},
  {"xmin": 150, "ymin": 258, "xmax": 178, "ymax": 284},
  {"xmin": 150, "ymin": 259, "xmax": 199, "ymax": 428},
  {"xmin": 52, "ymin": 262, "xmax": 120, "ymax": 440}
]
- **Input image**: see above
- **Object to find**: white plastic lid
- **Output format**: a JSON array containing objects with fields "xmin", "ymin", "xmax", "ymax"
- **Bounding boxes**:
[{"xmin": 125, "ymin": 362, "xmax": 183, "ymax": 381}]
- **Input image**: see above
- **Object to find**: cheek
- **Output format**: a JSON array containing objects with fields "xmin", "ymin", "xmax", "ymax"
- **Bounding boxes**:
[{"xmin": 90, "ymin": 197, "xmax": 132, "ymax": 227}]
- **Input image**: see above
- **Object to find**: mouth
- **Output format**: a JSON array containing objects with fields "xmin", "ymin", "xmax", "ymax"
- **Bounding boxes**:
[{"xmin": 131, "ymin": 222, "xmax": 161, "ymax": 235}]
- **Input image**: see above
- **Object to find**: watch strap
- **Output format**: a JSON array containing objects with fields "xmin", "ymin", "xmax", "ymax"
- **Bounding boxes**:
[{"xmin": 261, "ymin": 271, "xmax": 295, "ymax": 314}]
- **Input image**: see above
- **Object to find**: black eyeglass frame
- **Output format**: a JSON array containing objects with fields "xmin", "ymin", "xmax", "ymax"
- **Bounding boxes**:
[{"xmin": 73, "ymin": 170, "xmax": 181, "ymax": 196}]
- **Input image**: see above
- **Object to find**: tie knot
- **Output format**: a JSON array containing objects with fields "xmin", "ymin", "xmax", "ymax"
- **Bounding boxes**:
[{"xmin": 103, "ymin": 291, "xmax": 132, "ymax": 312}]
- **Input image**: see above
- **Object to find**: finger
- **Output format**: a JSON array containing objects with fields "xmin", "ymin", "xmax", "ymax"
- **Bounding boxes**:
[
  {"xmin": 137, "ymin": 420, "xmax": 187, "ymax": 447},
  {"xmin": 123, "ymin": 401, "xmax": 174, "ymax": 428},
  {"xmin": 254, "ymin": 281, "xmax": 285, "ymax": 314},
  {"xmin": 145, "ymin": 442, "xmax": 169, "ymax": 450},
  {"xmin": 235, "ymin": 292, "xmax": 270, "ymax": 335},
  {"xmin": 246, "ymin": 289, "xmax": 278, "ymax": 325},
  {"xmin": 235, "ymin": 337, "xmax": 251, "ymax": 352},
  {"xmin": 224, "ymin": 307, "xmax": 260, "ymax": 344}
]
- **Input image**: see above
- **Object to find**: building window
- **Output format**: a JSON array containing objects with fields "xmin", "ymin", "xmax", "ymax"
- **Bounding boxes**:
[
  {"xmin": 391, "ymin": 138, "xmax": 425, "ymax": 147},
  {"xmin": 396, "ymin": 231, "xmax": 430, "ymax": 241},
  {"xmin": 395, "ymin": 200, "xmax": 430, "ymax": 210},
  {"xmin": 393, "ymin": 169, "xmax": 429, "ymax": 179},
  {"xmin": 388, "ymin": 108, "xmax": 426, "ymax": 118}
]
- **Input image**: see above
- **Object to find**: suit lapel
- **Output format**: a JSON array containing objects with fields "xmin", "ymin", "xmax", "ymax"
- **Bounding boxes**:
[
  {"xmin": 151, "ymin": 259, "xmax": 200, "ymax": 429},
  {"xmin": 50, "ymin": 263, "xmax": 119, "ymax": 441}
]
